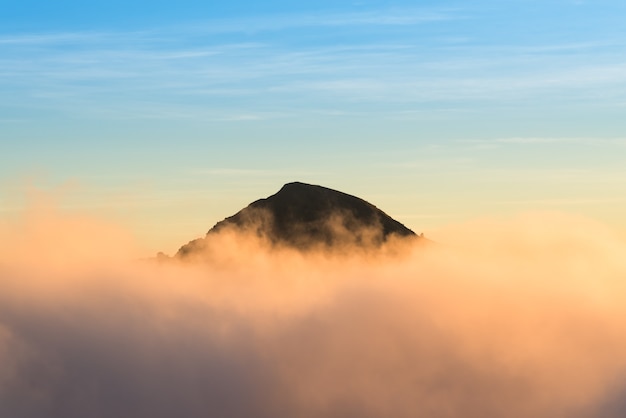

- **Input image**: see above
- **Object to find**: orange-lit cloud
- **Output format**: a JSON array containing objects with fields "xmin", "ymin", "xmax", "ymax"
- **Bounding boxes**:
[{"xmin": 1, "ymin": 206, "xmax": 626, "ymax": 417}]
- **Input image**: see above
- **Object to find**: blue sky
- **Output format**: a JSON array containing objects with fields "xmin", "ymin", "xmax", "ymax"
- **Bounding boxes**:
[{"xmin": 2, "ymin": 0, "xmax": 626, "ymax": 253}]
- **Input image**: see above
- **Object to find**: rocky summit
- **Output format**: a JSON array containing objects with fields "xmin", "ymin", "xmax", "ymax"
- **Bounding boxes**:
[{"xmin": 176, "ymin": 182, "xmax": 418, "ymax": 257}]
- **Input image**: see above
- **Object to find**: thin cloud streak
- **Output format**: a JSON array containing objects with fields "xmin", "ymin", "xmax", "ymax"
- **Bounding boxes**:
[
  {"xmin": 0, "ymin": 7, "xmax": 461, "ymax": 46},
  {"xmin": 490, "ymin": 197, "xmax": 626, "ymax": 206},
  {"xmin": 461, "ymin": 137, "xmax": 626, "ymax": 146},
  {"xmin": 189, "ymin": 8, "xmax": 461, "ymax": 33}
]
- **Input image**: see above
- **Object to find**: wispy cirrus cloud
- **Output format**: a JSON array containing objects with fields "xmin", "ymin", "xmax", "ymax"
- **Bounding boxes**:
[
  {"xmin": 0, "ymin": 7, "xmax": 462, "ymax": 46},
  {"xmin": 186, "ymin": 7, "xmax": 462, "ymax": 33},
  {"xmin": 1, "ymin": 5, "xmax": 626, "ymax": 123}
]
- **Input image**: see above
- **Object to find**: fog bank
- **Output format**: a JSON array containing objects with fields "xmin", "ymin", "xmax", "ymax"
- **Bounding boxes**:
[{"xmin": 1, "ymin": 208, "xmax": 626, "ymax": 417}]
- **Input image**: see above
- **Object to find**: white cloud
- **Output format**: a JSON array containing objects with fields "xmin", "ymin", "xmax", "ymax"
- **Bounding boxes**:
[{"xmin": 2, "ymin": 208, "xmax": 626, "ymax": 417}]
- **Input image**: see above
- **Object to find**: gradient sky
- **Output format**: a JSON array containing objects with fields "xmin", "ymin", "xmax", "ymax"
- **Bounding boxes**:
[{"xmin": 2, "ymin": 0, "xmax": 626, "ymax": 254}]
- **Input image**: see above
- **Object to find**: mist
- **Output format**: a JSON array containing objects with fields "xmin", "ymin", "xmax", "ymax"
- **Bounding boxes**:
[{"xmin": 2, "ymin": 206, "xmax": 626, "ymax": 417}]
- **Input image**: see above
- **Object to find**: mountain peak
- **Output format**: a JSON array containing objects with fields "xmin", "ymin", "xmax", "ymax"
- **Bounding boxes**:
[{"xmin": 176, "ymin": 182, "xmax": 418, "ymax": 257}]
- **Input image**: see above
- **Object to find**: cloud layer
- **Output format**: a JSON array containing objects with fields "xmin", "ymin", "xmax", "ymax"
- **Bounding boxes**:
[{"xmin": 1, "ymin": 208, "xmax": 626, "ymax": 417}]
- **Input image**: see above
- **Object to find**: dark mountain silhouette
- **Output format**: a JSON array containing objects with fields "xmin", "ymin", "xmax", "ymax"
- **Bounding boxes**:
[{"xmin": 176, "ymin": 182, "xmax": 419, "ymax": 257}]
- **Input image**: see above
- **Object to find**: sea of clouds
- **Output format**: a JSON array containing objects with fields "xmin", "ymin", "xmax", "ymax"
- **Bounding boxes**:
[{"xmin": 1, "ymin": 204, "xmax": 626, "ymax": 417}]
